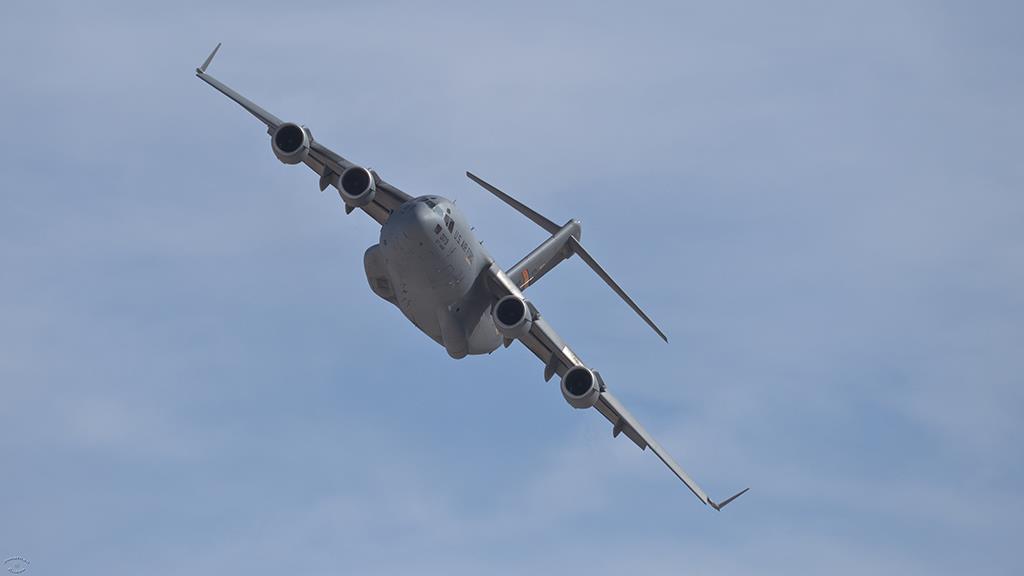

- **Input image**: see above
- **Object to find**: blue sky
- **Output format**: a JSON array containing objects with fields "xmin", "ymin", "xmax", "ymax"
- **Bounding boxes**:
[{"xmin": 1, "ymin": 1, "xmax": 1021, "ymax": 574}]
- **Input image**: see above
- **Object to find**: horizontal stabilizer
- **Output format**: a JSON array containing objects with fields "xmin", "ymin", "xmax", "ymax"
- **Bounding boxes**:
[
  {"xmin": 467, "ymin": 172, "xmax": 560, "ymax": 234},
  {"xmin": 569, "ymin": 236, "xmax": 667, "ymax": 342},
  {"xmin": 468, "ymin": 171, "xmax": 668, "ymax": 342}
]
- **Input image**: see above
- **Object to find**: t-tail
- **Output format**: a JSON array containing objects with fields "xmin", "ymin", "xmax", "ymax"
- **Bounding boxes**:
[{"xmin": 466, "ymin": 172, "xmax": 668, "ymax": 343}]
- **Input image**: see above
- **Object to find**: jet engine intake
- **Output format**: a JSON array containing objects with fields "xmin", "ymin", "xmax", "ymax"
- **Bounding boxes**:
[
  {"xmin": 492, "ymin": 295, "xmax": 532, "ymax": 339},
  {"xmin": 340, "ymin": 166, "xmax": 377, "ymax": 207},
  {"xmin": 271, "ymin": 123, "xmax": 310, "ymax": 165},
  {"xmin": 561, "ymin": 366, "xmax": 601, "ymax": 409}
]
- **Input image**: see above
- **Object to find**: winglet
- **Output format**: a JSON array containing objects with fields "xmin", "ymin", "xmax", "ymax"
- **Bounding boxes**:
[
  {"xmin": 197, "ymin": 42, "xmax": 222, "ymax": 74},
  {"xmin": 709, "ymin": 487, "xmax": 750, "ymax": 511}
]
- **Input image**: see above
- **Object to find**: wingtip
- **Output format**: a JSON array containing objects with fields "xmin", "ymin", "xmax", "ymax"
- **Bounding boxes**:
[
  {"xmin": 197, "ymin": 42, "xmax": 222, "ymax": 74},
  {"xmin": 709, "ymin": 487, "xmax": 750, "ymax": 511}
]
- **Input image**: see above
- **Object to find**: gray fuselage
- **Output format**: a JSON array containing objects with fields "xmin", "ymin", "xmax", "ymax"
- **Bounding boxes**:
[{"xmin": 363, "ymin": 196, "xmax": 502, "ymax": 358}]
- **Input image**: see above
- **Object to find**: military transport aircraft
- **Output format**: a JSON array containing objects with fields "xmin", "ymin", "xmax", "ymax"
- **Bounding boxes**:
[{"xmin": 196, "ymin": 44, "xmax": 747, "ymax": 511}]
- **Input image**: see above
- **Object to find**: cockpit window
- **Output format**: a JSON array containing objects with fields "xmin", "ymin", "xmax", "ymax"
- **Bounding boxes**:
[{"xmin": 423, "ymin": 198, "xmax": 437, "ymax": 208}]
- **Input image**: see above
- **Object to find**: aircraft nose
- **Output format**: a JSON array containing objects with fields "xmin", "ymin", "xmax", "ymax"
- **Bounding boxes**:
[
  {"xmin": 410, "ymin": 201, "xmax": 441, "ymax": 230},
  {"xmin": 410, "ymin": 201, "xmax": 433, "ymax": 220},
  {"xmin": 386, "ymin": 200, "xmax": 440, "ymax": 246}
]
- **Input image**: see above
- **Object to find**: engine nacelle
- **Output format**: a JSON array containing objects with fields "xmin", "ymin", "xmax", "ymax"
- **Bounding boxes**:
[
  {"xmin": 561, "ymin": 366, "xmax": 601, "ymax": 409},
  {"xmin": 339, "ymin": 166, "xmax": 377, "ymax": 207},
  {"xmin": 492, "ymin": 295, "xmax": 533, "ymax": 339},
  {"xmin": 271, "ymin": 123, "xmax": 310, "ymax": 165}
]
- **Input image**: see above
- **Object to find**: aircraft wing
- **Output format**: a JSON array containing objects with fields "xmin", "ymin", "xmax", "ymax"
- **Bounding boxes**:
[
  {"xmin": 483, "ymin": 263, "xmax": 748, "ymax": 510},
  {"xmin": 195, "ymin": 44, "xmax": 412, "ymax": 225}
]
